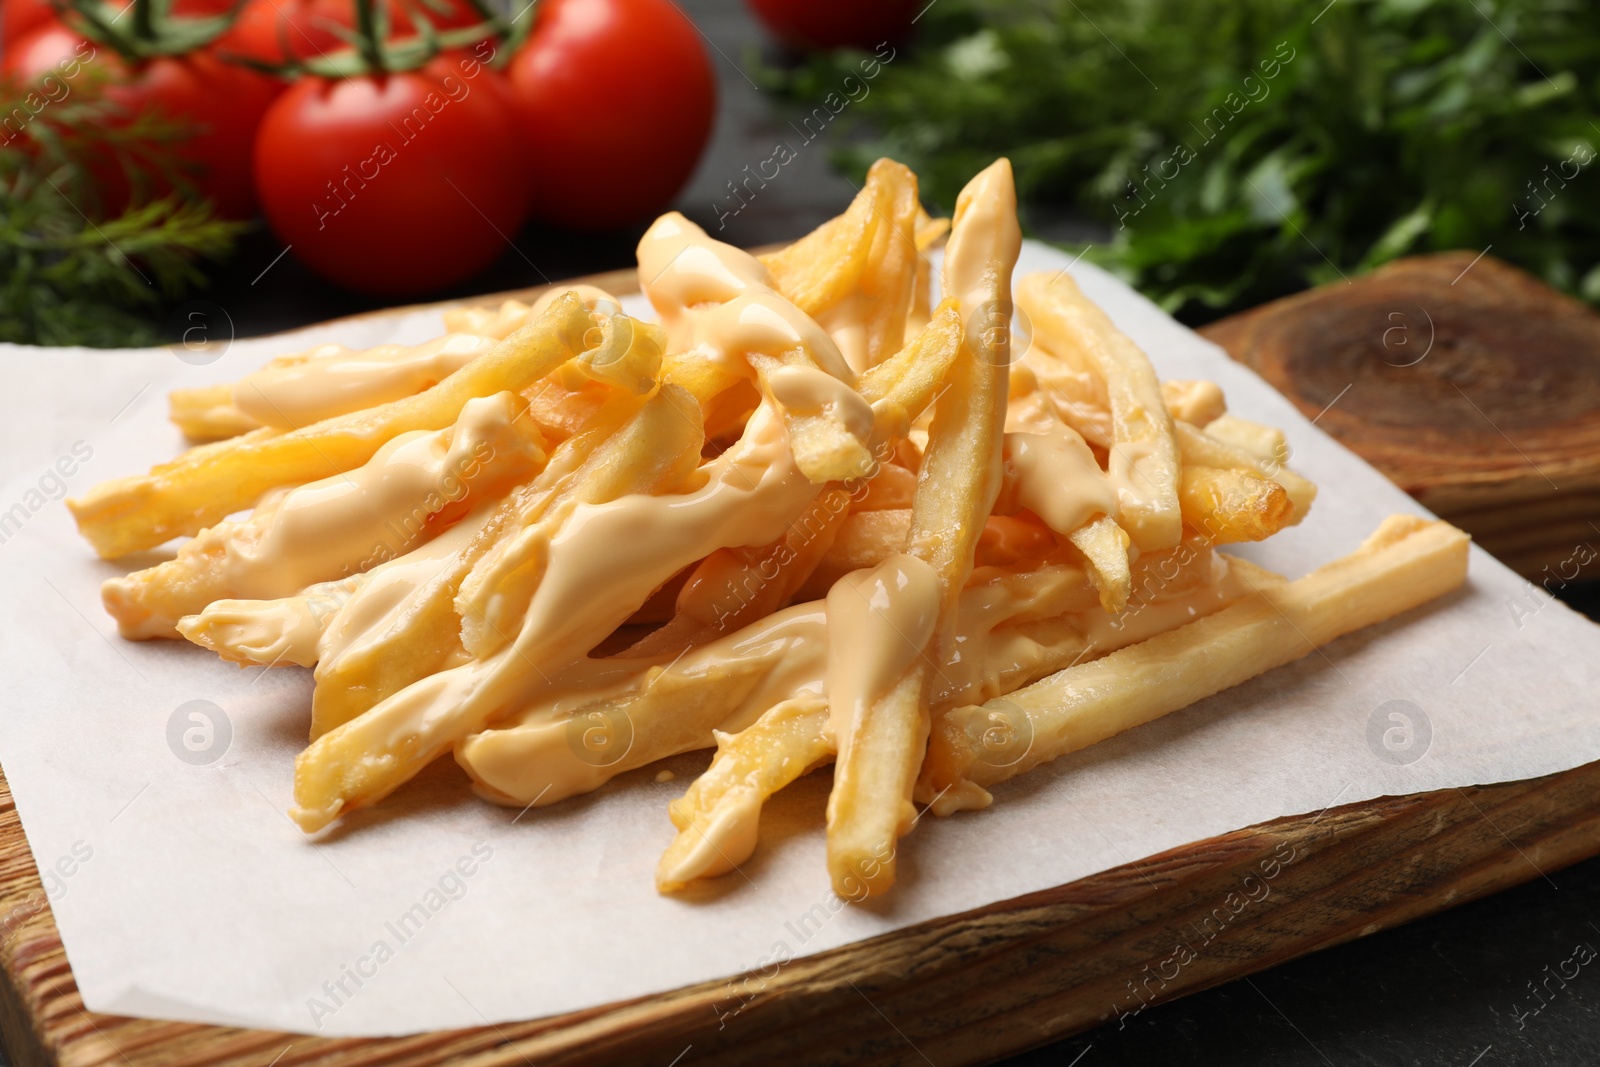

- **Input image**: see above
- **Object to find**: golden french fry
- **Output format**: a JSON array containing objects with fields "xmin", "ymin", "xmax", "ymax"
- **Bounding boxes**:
[
  {"xmin": 826, "ymin": 157, "xmax": 1020, "ymax": 898},
  {"xmin": 857, "ymin": 300, "xmax": 963, "ymax": 438},
  {"xmin": 1180, "ymin": 464, "xmax": 1292, "ymax": 544},
  {"xmin": 922, "ymin": 516, "xmax": 1470, "ymax": 812},
  {"xmin": 760, "ymin": 172, "xmax": 881, "ymax": 318},
  {"xmin": 1018, "ymin": 270, "xmax": 1182, "ymax": 552},
  {"xmin": 1174, "ymin": 420, "xmax": 1316, "ymax": 524},
  {"xmin": 761, "ymin": 159, "xmax": 924, "ymax": 373},
  {"xmin": 1067, "ymin": 516, "xmax": 1132, "ymax": 613},
  {"xmin": 1162, "ymin": 379, "xmax": 1227, "ymax": 426},
  {"xmin": 656, "ymin": 699, "xmax": 832, "ymax": 892},
  {"xmin": 103, "ymin": 392, "xmax": 547, "ymax": 640},
  {"xmin": 71, "ymin": 294, "xmax": 598, "ymax": 559},
  {"xmin": 168, "ymin": 384, "xmax": 258, "ymax": 441},
  {"xmin": 1204, "ymin": 413, "xmax": 1288, "ymax": 468},
  {"xmin": 176, "ymin": 576, "xmax": 363, "ymax": 668},
  {"xmin": 443, "ymin": 298, "xmax": 533, "ymax": 339}
]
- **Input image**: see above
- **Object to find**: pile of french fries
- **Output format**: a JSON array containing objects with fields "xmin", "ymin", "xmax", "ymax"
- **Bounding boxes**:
[{"xmin": 70, "ymin": 158, "xmax": 1469, "ymax": 899}]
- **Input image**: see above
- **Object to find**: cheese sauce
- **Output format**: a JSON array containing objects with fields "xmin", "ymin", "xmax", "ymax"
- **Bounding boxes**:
[{"xmin": 233, "ymin": 333, "xmax": 495, "ymax": 429}]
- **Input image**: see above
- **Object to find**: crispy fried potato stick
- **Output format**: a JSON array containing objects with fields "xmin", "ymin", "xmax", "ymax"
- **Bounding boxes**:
[
  {"xmin": 71, "ymin": 294, "xmax": 600, "ymax": 559},
  {"xmin": 905, "ymin": 207, "xmax": 950, "ymax": 336},
  {"xmin": 1067, "ymin": 517, "xmax": 1133, "ymax": 613},
  {"xmin": 1180, "ymin": 465, "xmax": 1292, "ymax": 544},
  {"xmin": 1174, "ymin": 420, "xmax": 1316, "ymax": 524},
  {"xmin": 760, "ymin": 172, "xmax": 881, "ymax": 319},
  {"xmin": 760, "ymin": 159, "xmax": 925, "ymax": 373},
  {"xmin": 168, "ymin": 333, "xmax": 500, "ymax": 442},
  {"xmin": 443, "ymin": 285, "xmax": 623, "ymax": 341},
  {"xmin": 1204, "ymin": 414, "xmax": 1288, "ymax": 468},
  {"xmin": 168, "ymin": 384, "xmax": 258, "ymax": 442},
  {"xmin": 1018, "ymin": 270, "xmax": 1182, "ymax": 551},
  {"xmin": 1162, "ymin": 379, "xmax": 1227, "ymax": 426},
  {"xmin": 177, "ymin": 576, "xmax": 364, "ymax": 668},
  {"xmin": 104, "ymin": 392, "xmax": 546, "ymax": 640},
  {"xmin": 921, "ymin": 516, "xmax": 1470, "ymax": 813},
  {"xmin": 656, "ymin": 698, "xmax": 833, "ymax": 892},
  {"xmin": 826, "ymin": 157, "xmax": 1020, "ymax": 898}
]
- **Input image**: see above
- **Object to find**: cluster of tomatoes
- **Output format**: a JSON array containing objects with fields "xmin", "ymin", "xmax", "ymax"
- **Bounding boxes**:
[{"xmin": 0, "ymin": 0, "xmax": 715, "ymax": 295}]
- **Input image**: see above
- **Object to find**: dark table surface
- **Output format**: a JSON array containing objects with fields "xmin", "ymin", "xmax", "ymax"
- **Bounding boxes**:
[{"xmin": 44, "ymin": 3, "xmax": 1600, "ymax": 1065}]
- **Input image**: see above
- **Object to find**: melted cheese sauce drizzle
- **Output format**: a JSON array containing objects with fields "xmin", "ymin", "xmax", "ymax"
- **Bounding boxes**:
[
  {"xmin": 234, "ymin": 333, "xmax": 495, "ymax": 429},
  {"xmin": 111, "ymin": 394, "xmax": 539, "ymax": 640},
  {"xmin": 454, "ymin": 550, "xmax": 1253, "ymax": 812}
]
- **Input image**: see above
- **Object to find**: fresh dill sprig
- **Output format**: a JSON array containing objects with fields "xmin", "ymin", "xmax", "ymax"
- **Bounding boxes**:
[{"xmin": 0, "ymin": 79, "xmax": 244, "ymax": 347}]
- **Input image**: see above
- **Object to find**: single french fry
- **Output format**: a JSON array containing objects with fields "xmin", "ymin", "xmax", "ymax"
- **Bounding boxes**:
[
  {"xmin": 826, "ymin": 157, "xmax": 1020, "ymax": 898},
  {"xmin": 1018, "ymin": 270, "xmax": 1182, "ymax": 551},
  {"xmin": 1204, "ymin": 413, "xmax": 1288, "ymax": 468},
  {"xmin": 1180, "ymin": 464, "xmax": 1293, "ymax": 544},
  {"xmin": 760, "ymin": 171, "xmax": 882, "ymax": 318},
  {"xmin": 1175, "ymin": 420, "xmax": 1316, "ymax": 524},
  {"xmin": 921, "ymin": 516, "xmax": 1470, "ymax": 812},
  {"xmin": 656, "ymin": 698, "xmax": 833, "ymax": 892},
  {"xmin": 103, "ymin": 392, "xmax": 547, "ymax": 640},
  {"xmin": 1162, "ymin": 379, "xmax": 1227, "ymax": 426},
  {"xmin": 168, "ymin": 384, "xmax": 259, "ymax": 441},
  {"xmin": 857, "ymin": 300, "xmax": 963, "ymax": 440},
  {"xmin": 176, "ymin": 576, "xmax": 364, "ymax": 668},
  {"xmin": 443, "ymin": 298, "xmax": 533, "ymax": 339},
  {"xmin": 71, "ymin": 294, "xmax": 598, "ymax": 559},
  {"xmin": 1068, "ymin": 516, "xmax": 1133, "ymax": 613}
]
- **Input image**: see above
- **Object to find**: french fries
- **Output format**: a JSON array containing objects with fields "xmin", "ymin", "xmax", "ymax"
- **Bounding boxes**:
[
  {"xmin": 76, "ymin": 153, "xmax": 1470, "ymax": 904},
  {"xmin": 1019, "ymin": 271, "xmax": 1183, "ymax": 552},
  {"xmin": 825, "ymin": 158, "xmax": 1019, "ymax": 897},
  {"xmin": 70, "ymin": 294, "xmax": 600, "ymax": 558},
  {"xmin": 921, "ymin": 516, "xmax": 1469, "ymax": 810}
]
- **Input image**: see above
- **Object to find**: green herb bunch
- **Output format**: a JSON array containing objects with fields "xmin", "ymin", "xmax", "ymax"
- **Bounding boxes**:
[
  {"xmin": 772, "ymin": 0, "xmax": 1600, "ymax": 321},
  {"xmin": 0, "ymin": 79, "xmax": 242, "ymax": 347}
]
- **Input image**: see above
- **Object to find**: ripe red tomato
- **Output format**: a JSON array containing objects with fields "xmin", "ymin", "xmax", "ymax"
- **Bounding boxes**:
[
  {"xmin": 2, "ymin": 0, "xmax": 55, "ymax": 49},
  {"xmin": 506, "ymin": 0, "xmax": 714, "ymax": 229},
  {"xmin": 745, "ymin": 0, "xmax": 919, "ymax": 52},
  {"xmin": 218, "ymin": 0, "xmax": 481, "ymax": 66},
  {"xmin": 2, "ymin": 22, "xmax": 279, "ymax": 218},
  {"xmin": 253, "ymin": 49, "xmax": 532, "ymax": 294}
]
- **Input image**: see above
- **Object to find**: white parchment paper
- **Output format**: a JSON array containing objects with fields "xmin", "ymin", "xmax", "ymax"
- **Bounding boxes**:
[{"xmin": 1, "ymin": 243, "xmax": 1597, "ymax": 1037}]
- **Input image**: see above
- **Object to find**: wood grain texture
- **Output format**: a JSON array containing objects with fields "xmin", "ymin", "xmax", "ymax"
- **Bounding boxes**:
[
  {"xmin": 1201, "ymin": 252, "xmax": 1600, "ymax": 577},
  {"xmin": 4, "ymin": 260, "xmax": 1597, "ymax": 1066}
]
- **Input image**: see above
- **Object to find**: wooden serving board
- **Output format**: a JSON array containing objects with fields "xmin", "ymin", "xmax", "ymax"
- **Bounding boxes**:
[
  {"xmin": 3, "ymin": 259, "xmax": 1599, "ymax": 1067},
  {"xmin": 1200, "ymin": 251, "xmax": 1600, "ymax": 579}
]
